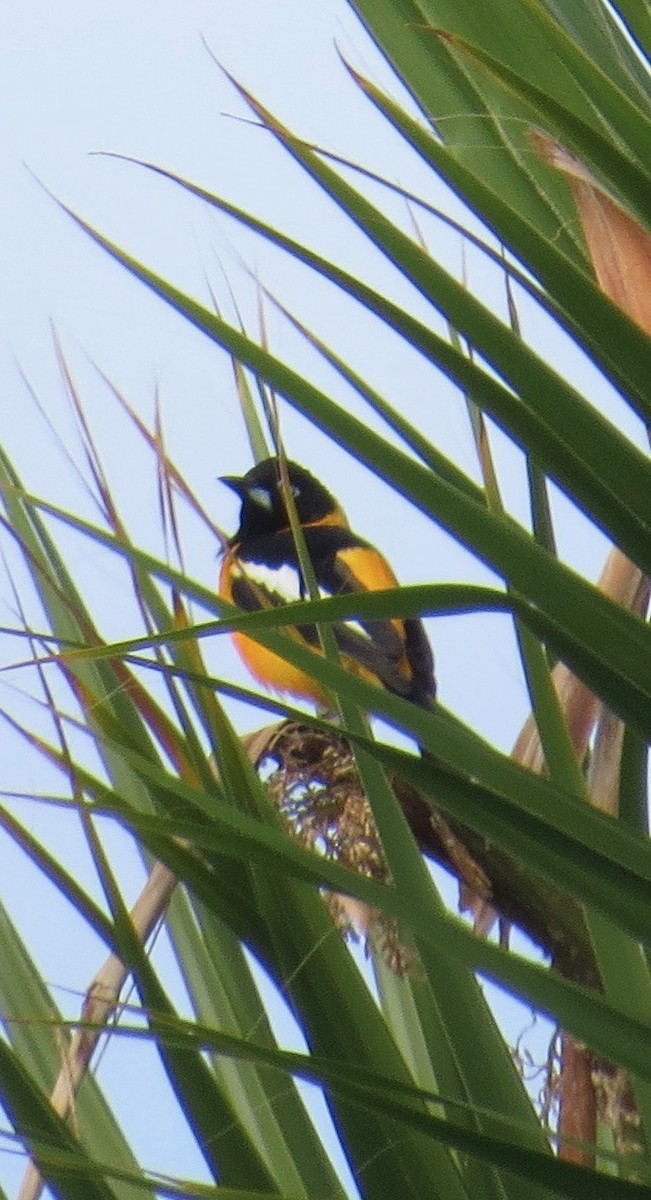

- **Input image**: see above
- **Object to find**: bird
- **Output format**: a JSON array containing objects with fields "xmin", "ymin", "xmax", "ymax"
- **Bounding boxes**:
[{"xmin": 219, "ymin": 457, "xmax": 436, "ymax": 714}]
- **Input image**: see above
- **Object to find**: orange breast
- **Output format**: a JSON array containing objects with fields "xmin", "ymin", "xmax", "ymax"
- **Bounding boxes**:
[{"xmin": 219, "ymin": 550, "xmax": 331, "ymax": 705}]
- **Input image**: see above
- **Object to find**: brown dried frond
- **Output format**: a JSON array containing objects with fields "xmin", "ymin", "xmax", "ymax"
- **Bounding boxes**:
[{"xmin": 592, "ymin": 1064, "xmax": 645, "ymax": 1160}]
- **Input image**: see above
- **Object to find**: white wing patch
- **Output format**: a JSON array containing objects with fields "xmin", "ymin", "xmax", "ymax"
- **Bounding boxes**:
[
  {"xmin": 233, "ymin": 559, "xmax": 371, "ymax": 639},
  {"xmin": 233, "ymin": 560, "xmax": 304, "ymax": 603}
]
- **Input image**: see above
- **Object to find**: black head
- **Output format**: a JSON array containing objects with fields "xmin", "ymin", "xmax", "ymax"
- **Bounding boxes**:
[{"xmin": 221, "ymin": 458, "xmax": 343, "ymax": 544}]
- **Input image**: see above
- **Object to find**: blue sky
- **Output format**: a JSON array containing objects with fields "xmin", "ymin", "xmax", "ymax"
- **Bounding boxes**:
[{"xmin": 0, "ymin": 0, "xmax": 629, "ymax": 1193}]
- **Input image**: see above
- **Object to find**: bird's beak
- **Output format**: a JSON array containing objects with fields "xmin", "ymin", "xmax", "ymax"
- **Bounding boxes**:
[{"xmin": 219, "ymin": 474, "xmax": 245, "ymax": 497}]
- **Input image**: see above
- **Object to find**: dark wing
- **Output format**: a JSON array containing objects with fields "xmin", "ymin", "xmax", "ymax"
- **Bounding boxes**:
[
  {"xmin": 232, "ymin": 525, "xmax": 436, "ymax": 708},
  {"xmin": 320, "ymin": 540, "xmax": 436, "ymax": 708}
]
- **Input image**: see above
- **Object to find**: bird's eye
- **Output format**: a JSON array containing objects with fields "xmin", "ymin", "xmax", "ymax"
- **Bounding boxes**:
[
  {"xmin": 292, "ymin": 485, "xmax": 301, "ymax": 498},
  {"xmin": 248, "ymin": 486, "xmax": 273, "ymax": 510}
]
